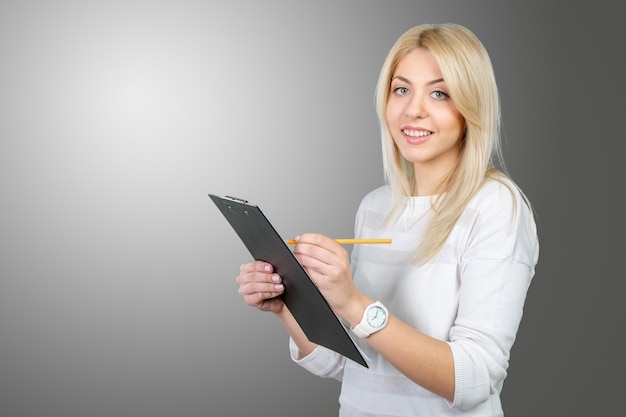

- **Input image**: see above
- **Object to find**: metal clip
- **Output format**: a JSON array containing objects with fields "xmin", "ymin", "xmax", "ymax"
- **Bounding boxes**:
[{"xmin": 224, "ymin": 195, "xmax": 248, "ymax": 204}]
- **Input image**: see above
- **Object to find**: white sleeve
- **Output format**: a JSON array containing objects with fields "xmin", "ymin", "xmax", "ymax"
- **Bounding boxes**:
[
  {"xmin": 289, "ymin": 337, "xmax": 345, "ymax": 381},
  {"xmin": 448, "ymin": 183, "xmax": 539, "ymax": 410}
]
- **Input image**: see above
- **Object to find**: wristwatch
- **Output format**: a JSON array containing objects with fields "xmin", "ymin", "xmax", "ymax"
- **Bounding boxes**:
[{"xmin": 351, "ymin": 301, "xmax": 388, "ymax": 338}]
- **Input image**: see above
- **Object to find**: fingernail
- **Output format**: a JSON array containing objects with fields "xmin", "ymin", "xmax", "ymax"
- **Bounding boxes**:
[
  {"xmin": 274, "ymin": 284, "xmax": 284, "ymax": 290},
  {"xmin": 294, "ymin": 235, "xmax": 300, "ymax": 241},
  {"xmin": 271, "ymin": 274, "xmax": 280, "ymax": 282},
  {"xmin": 264, "ymin": 265, "xmax": 271, "ymax": 272}
]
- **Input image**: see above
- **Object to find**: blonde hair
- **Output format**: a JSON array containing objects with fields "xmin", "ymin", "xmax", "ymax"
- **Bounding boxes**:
[{"xmin": 376, "ymin": 23, "xmax": 512, "ymax": 264}]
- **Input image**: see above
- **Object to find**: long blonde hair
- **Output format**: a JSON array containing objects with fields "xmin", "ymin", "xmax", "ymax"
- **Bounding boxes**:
[{"xmin": 376, "ymin": 23, "xmax": 511, "ymax": 264}]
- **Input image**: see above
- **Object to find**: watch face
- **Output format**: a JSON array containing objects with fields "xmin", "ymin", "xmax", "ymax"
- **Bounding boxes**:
[{"xmin": 366, "ymin": 306, "xmax": 387, "ymax": 328}]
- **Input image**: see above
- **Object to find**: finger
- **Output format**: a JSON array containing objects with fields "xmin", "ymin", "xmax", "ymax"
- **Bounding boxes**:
[
  {"xmin": 295, "ymin": 234, "xmax": 348, "ymax": 260},
  {"xmin": 298, "ymin": 233, "xmax": 347, "ymax": 255},
  {"xmin": 295, "ymin": 233, "xmax": 336, "ymax": 250},
  {"xmin": 240, "ymin": 282, "xmax": 284, "ymax": 302},
  {"xmin": 238, "ymin": 276, "xmax": 283, "ymax": 294},
  {"xmin": 237, "ymin": 266, "xmax": 277, "ymax": 286},
  {"xmin": 295, "ymin": 252, "xmax": 331, "ymax": 275},
  {"xmin": 294, "ymin": 244, "xmax": 347, "ymax": 273},
  {"xmin": 239, "ymin": 261, "xmax": 274, "ymax": 274}
]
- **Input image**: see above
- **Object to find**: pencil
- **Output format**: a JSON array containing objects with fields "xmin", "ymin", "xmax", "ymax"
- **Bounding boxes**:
[{"xmin": 286, "ymin": 238, "xmax": 392, "ymax": 245}]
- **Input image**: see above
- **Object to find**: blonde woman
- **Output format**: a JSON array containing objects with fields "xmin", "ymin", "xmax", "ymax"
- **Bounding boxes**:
[{"xmin": 237, "ymin": 23, "xmax": 539, "ymax": 416}]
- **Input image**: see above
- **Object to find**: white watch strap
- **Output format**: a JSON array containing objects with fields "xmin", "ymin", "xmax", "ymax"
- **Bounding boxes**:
[{"xmin": 351, "ymin": 323, "xmax": 371, "ymax": 338}]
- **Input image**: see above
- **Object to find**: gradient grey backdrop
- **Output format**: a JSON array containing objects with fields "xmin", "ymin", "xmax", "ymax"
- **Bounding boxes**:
[{"xmin": 1, "ymin": 1, "xmax": 623, "ymax": 416}]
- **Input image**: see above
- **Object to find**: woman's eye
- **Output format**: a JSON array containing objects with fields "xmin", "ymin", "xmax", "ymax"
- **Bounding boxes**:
[
  {"xmin": 393, "ymin": 86, "xmax": 409, "ymax": 96},
  {"xmin": 431, "ymin": 90, "xmax": 449, "ymax": 100}
]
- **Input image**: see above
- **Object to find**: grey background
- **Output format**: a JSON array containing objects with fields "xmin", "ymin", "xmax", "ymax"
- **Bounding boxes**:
[{"xmin": 1, "ymin": 1, "xmax": 623, "ymax": 416}]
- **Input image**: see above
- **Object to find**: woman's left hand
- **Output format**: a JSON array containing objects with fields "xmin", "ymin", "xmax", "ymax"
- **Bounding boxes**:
[{"xmin": 292, "ymin": 233, "xmax": 363, "ymax": 318}]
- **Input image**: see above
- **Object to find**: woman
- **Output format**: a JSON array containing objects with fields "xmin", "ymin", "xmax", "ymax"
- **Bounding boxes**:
[{"xmin": 237, "ymin": 23, "xmax": 539, "ymax": 416}]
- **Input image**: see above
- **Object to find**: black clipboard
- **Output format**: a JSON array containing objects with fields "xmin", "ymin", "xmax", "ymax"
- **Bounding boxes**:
[{"xmin": 209, "ymin": 193, "xmax": 367, "ymax": 368}]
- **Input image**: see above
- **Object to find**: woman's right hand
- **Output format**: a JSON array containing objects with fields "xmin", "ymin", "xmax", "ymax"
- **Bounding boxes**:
[{"xmin": 236, "ymin": 261, "xmax": 285, "ymax": 313}]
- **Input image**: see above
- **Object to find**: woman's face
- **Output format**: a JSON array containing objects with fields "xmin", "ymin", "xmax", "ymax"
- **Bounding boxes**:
[{"xmin": 385, "ymin": 47, "xmax": 465, "ymax": 185}]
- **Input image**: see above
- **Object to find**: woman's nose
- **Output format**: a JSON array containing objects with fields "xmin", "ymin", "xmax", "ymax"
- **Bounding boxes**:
[{"xmin": 406, "ymin": 95, "xmax": 427, "ymax": 119}]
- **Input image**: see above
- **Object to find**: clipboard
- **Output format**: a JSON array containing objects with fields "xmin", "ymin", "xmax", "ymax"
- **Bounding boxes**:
[{"xmin": 209, "ymin": 193, "xmax": 368, "ymax": 368}]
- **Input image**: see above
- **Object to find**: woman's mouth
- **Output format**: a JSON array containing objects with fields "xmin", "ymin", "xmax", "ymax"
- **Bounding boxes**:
[{"xmin": 402, "ymin": 129, "xmax": 432, "ymax": 144}]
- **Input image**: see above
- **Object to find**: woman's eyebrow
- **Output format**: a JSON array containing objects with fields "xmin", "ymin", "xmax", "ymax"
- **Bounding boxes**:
[
  {"xmin": 392, "ymin": 75, "xmax": 412, "ymax": 84},
  {"xmin": 428, "ymin": 78, "xmax": 445, "ymax": 86},
  {"xmin": 391, "ymin": 75, "xmax": 445, "ymax": 86}
]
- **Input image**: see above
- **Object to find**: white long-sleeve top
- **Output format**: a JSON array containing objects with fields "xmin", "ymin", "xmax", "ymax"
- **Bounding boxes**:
[{"xmin": 289, "ymin": 179, "xmax": 539, "ymax": 416}]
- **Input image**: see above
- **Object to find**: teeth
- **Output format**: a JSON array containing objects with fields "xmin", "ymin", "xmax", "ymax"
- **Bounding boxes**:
[{"xmin": 403, "ymin": 130, "xmax": 431, "ymax": 138}]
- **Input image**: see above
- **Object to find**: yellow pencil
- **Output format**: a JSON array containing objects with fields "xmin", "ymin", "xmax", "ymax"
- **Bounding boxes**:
[{"xmin": 286, "ymin": 238, "xmax": 392, "ymax": 245}]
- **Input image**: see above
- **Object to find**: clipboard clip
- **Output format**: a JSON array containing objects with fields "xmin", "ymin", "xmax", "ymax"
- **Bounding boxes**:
[{"xmin": 224, "ymin": 195, "xmax": 249, "ymax": 204}]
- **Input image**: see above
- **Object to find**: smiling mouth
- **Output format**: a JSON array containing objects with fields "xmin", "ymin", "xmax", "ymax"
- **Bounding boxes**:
[{"xmin": 403, "ymin": 129, "xmax": 432, "ymax": 138}]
